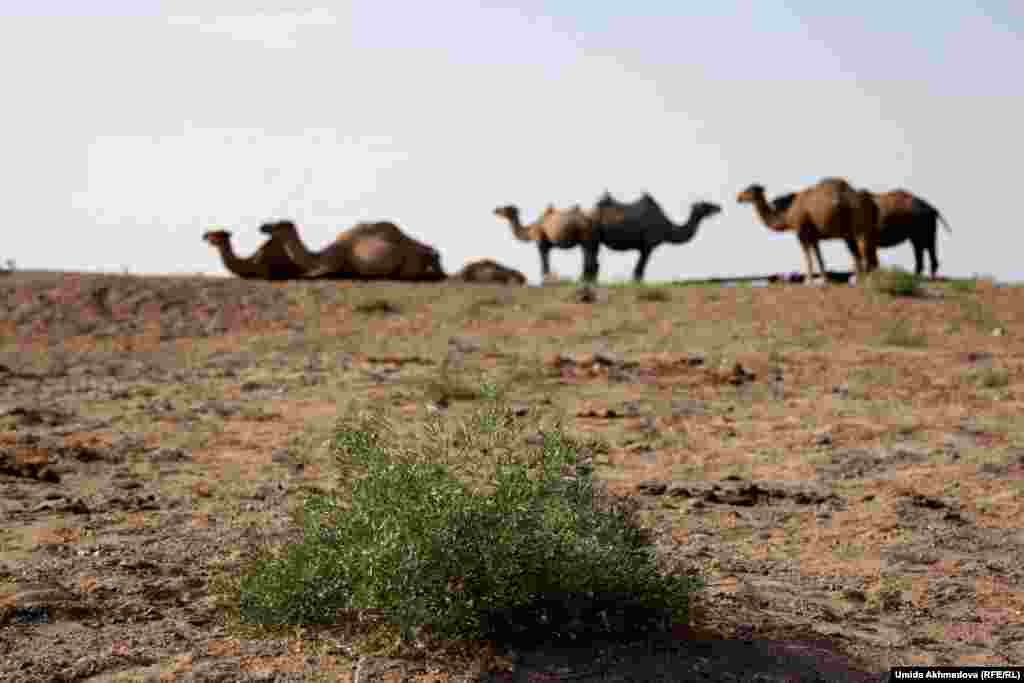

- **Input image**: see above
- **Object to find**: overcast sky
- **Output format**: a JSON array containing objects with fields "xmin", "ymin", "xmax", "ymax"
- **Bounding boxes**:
[{"xmin": 4, "ymin": 2, "xmax": 1022, "ymax": 283}]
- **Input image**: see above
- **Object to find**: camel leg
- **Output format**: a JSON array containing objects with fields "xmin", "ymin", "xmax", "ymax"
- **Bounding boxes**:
[
  {"xmin": 860, "ymin": 232, "xmax": 879, "ymax": 273},
  {"xmin": 922, "ymin": 231, "xmax": 939, "ymax": 278},
  {"xmin": 538, "ymin": 242, "xmax": 553, "ymax": 281},
  {"xmin": 844, "ymin": 238, "xmax": 865, "ymax": 277},
  {"xmin": 911, "ymin": 242, "xmax": 925, "ymax": 277},
  {"xmin": 800, "ymin": 240, "xmax": 818, "ymax": 285},
  {"xmin": 812, "ymin": 242, "xmax": 827, "ymax": 278},
  {"xmin": 582, "ymin": 242, "xmax": 600, "ymax": 283},
  {"xmin": 854, "ymin": 236, "xmax": 877, "ymax": 277},
  {"xmin": 633, "ymin": 247, "xmax": 653, "ymax": 283}
]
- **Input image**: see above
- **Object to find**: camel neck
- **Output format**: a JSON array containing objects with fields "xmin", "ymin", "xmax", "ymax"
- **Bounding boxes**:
[
  {"xmin": 752, "ymin": 195, "xmax": 786, "ymax": 231},
  {"xmin": 504, "ymin": 215, "xmax": 533, "ymax": 242},
  {"xmin": 667, "ymin": 213, "xmax": 701, "ymax": 244},
  {"xmin": 216, "ymin": 241, "xmax": 259, "ymax": 277}
]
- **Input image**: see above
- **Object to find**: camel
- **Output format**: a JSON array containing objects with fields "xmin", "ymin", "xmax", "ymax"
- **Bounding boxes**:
[
  {"xmin": 258, "ymin": 220, "xmax": 446, "ymax": 281},
  {"xmin": 454, "ymin": 259, "xmax": 527, "ymax": 285},
  {"xmin": 768, "ymin": 189, "xmax": 952, "ymax": 278},
  {"xmin": 493, "ymin": 204, "xmax": 599, "ymax": 283},
  {"xmin": 737, "ymin": 178, "xmax": 880, "ymax": 284},
  {"xmin": 871, "ymin": 190, "xmax": 952, "ymax": 277},
  {"xmin": 202, "ymin": 229, "xmax": 305, "ymax": 280},
  {"xmin": 588, "ymin": 192, "xmax": 722, "ymax": 282}
]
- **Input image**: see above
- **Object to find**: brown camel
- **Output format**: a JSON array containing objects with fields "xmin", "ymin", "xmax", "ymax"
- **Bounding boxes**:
[
  {"xmin": 737, "ymin": 178, "xmax": 879, "ymax": 284},
  {"xmin": 259, "ymin": 220, "xmax": 446, "ymax": 281},
  {"xmin": 589, "ymin": 192, "xmax": 722, "ymax": 282},
  {"xmin": 767, "ymin": 189, "xmax": 952, "ymax": 277},
  {"xmin": 455, "ymin": 259, "xmax": 527, "ymax": 285},
  {"xmin": 493, "ymin": 204, "xmax": 599, "ymax": 283},
  {"xmin": 202, "ymin": 229, "xmax": 305, "ymax": 280}
]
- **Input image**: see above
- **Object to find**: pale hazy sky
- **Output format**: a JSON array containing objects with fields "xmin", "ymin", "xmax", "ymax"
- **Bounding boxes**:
[{"xmin": 4, "ymin": 2, "xmax": 1022, "ymax": 283}]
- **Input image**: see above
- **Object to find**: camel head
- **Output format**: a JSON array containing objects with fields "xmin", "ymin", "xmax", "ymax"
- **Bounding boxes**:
[
  {"xmin": 202, "ymin": 229, "xmax": 232, "ymax": 247},
  {"xmin": 493, "ymin": 205, "xmax": 520, "ymax": 223},
  {"xmin": 692, "ymin": 201, "xmax": 722, "ymax": 221},
  {"xmin": 258, "ymin": 220, "xmax": 299, "ymax": 238},
  {"xmin": 736, "ymin": 184, "xmax": 766, "ymax": 204}
]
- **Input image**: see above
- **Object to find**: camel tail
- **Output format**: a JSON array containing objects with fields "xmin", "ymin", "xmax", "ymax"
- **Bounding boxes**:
[{"xmin": 915, "ymin": 197, "xmax": 952, "ymax": 235}]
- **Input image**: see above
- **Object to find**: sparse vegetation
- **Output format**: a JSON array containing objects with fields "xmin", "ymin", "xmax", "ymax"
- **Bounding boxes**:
[
  {"xmin": 958, "ymin": 297, "xmax": 1002, "ymax": 332},
  {"xmin": 237, "ymin": 400, "xmax": 698, "ymax": 644},
  {"xmin": 868, "ymin": 267, "xmax": 922, "ymax": 298},
  {"xmin": 948, "ymin": 277, "xmax": 978, "ymax": 294},
  {"xmin": 5, "ymin": 270, "xmax": 1024, "ymax": 679},
  {"xmin": 879, "ymin": 317, "xmax": 927, "ymax": 347},
  {"xmin": 354, "ymin": 298, "xmax": 401, "ymax": 315},
  {"xmin": 635, "ymin": 286, "xmax": 672, "ymax": 302},
  {"xmin": 967, "ymin": 366, "xmax": 1010, "ymax": 389}
]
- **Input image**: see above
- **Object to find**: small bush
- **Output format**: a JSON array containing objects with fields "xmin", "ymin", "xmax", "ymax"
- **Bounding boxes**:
[
  {"xmin": 636, "ymin": 287, "xmax": 671, "ymax": 303},
  {"xmin": 238, "ymin": 398, "xmax": 697, "ymax": 644},
  {"xmin": 969, "ymin": 367, "xmax": 1010, "ymax": 389},
  {"xmin": 354, "ymin": 299, "xmax": 401, "ymax": 315},
  {"xmin": 959, "ymin": 299, "xmax": 1002, "ymax": 332},
  {"xmin": 949, "ymin": 278, "xmax": 978, "ymax": 294},
  {"xmin": 868, "ymin": 267, "xmax": 922, "ymax": 297},
  {"xmin": 879, "ymin": 318, "xmax": 927, "ymax": 348}
]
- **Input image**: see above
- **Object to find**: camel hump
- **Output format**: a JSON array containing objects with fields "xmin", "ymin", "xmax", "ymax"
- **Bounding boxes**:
[
  {"xmin": 818, "ymin": 176, "xmax": 851, "ymax": 188},
  {"xmin": 635, "ymin": 193, "xmax": 670, "ymax": 223},
  {"xmin": 340, "ymin": 221, "xmax": 407, "ymax": 242}
]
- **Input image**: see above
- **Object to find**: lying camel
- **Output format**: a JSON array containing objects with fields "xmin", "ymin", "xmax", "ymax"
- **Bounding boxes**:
[
  {"xmin": 454, "ymin": 259, "xmax": 527, "ymax": 285},
  {"xmin": 202, "ymin": 229, "xmax": 305, "ymax": 280},
  {"xmin": 259, "ymin": 220, "xmax": 446, "ymax": 281},
  {"xmin": 737, "ymin": 178, "xmax": 879, "ymax": 284},
  {"xmin": 589, "ymin": 192, "xmax": 722, "ymax": 282},
  {"xmin": 493, "ymin": 204, "xmax": 599, "ymax": 283}
]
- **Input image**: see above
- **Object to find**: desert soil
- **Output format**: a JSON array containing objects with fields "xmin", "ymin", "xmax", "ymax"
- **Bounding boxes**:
[{"xmin": 2, "ymin": 270, "xmax": 1023, "ymax": 682}]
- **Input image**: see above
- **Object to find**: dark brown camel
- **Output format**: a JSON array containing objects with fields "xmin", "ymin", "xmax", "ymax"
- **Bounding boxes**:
[
  {"xmin": 589, "ymin": 192, "xmax": 722, "ymax": 282},
  {"xmin": 202, "ymin": 229, "xmax": 305, "ymax": 280},
  {"xmin": 259, "ymin": 220, "xmax": 446, "ymax": 281}
]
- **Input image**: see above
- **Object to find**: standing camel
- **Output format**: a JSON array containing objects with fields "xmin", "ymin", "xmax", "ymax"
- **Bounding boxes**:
[
  {"xmin": 871, "ymin": 190, "xmax": 952, "ymax": 277},
  {"xmin": 202, "ymin": 229, "xmax": 305, "ymax": 280},
  {"xmin": 259, "ymin": 220, "xmax": 446, "ymax": 281},
  {"xmin": 493, "ymin": 205, "xmax": 599, "ymax": 283},
  {"xmin": 737, "ymin": 178, "xmax": 880, "ymax": 284},
  {"xmin": 768, "ymin": 189, "xmax": 951, "ymax": 277},
  {"xmin": 588, "ymin": 192, "xmax": 722, "ymax": 282}
]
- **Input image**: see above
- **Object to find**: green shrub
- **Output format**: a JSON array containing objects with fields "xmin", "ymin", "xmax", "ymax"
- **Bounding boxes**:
[
  {"xmin": 636, "ymin": 286, "xmax": 672, "ymax": 303},
  {"xmin": 949, "ymin": 278, "xmax": 977, "ymax": 294},
  {"xmin": 868, "ymin": 267, "xmax": 922, "ymax": 297},
  {"xmin": 354, "ymin": 299, "xmax": 401, "ymax": 315},
  {"xmin": 238, "ymin": 399, "xmax": 698, "ymax": 644}
]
